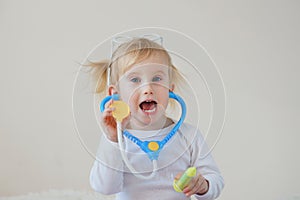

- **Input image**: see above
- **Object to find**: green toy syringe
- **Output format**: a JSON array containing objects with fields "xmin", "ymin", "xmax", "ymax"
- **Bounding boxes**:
[{"xmin": 173, "ymin": 167, "xmax": 197, "ymax": 192}]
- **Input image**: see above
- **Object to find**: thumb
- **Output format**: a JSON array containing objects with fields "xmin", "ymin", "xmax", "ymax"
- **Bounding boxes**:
[{"xmin": 174, "ymin": 172, "xmax": 183, "ymax": 180}]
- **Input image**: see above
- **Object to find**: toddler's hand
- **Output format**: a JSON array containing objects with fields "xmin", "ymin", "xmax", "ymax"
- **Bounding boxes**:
[
  {"xmin": 175, "ymin": 172, "xmax": 209, "ymax": 197},
  {"xmin": 100, "ymin": 99, "xmax": 130, "ymax": 142}
]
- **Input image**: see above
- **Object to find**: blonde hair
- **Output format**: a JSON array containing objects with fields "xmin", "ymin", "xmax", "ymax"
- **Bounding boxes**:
[{"xmin": 86, "ymin": 38, "xmax": 185, "ymax": 95}]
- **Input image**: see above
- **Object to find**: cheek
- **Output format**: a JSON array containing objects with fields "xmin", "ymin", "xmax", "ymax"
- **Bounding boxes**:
[
  {"xmin": 118, "ymin": 82, "xmax": 133, "ymax": 101},
  {"xmin": 155, "ymin": 87, "xmax": 170, "ymax": 106},
  {"xmin": 162, "ymin": 94, "xmax": 170, "ymax": 107},
  {"xmin": 120, "ymin": 88, "xmax": 137, "ymax": 104},
  {"xmin": 120, "ymin": 88, "xmax": 139, "ymax": 108},
  {"xmin": 126, "ymin": 95, "xmax": 140, "ymax": 113}
]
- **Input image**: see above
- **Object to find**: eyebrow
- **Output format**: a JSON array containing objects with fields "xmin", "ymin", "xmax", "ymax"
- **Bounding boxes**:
[
  {"xmin": 155, "ymin": 70, "xmax": 168, "ymax": 75},
  {"xmin": 125, "ymin": 72, "xmax": 140, "ymax": 77},
  {"xmin": 126, "ymin": 70, "xmax": 167, "ymax": 77}
]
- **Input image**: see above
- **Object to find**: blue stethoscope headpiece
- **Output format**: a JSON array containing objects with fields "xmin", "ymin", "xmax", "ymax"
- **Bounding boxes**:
[{"xmin": 100, "ymin": 91, "xmax": 186, "ymax": 160}]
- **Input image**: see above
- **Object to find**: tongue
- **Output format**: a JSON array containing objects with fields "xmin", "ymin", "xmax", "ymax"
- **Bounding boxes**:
[{"xmin": 141, "ymin": 102, "xmax": 156, "ymax": 111}]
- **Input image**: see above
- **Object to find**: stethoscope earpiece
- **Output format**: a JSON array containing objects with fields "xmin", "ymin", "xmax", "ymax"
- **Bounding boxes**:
[{"xmin": 100, "ymin": 94, "xmax": 120, "ymax": 112}]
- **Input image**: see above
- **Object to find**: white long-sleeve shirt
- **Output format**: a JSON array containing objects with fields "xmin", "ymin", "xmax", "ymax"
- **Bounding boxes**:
[{"xmin": 90, "ymin": 123, "xmax": 224, "ymax": 200}]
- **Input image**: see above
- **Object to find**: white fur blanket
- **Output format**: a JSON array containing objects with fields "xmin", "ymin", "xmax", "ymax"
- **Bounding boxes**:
[{"xmin": 0, "ymin": 190, "xmax": 115, "ymax": 200}]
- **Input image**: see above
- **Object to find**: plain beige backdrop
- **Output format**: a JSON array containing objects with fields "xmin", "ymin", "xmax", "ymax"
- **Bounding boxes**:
[{"xmin": 0, "ymin": 0, "xmax": 299, "ymax": 200}]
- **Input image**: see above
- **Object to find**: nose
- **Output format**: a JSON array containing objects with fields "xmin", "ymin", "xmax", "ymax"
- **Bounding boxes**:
[{"xmin": 142, "ymin": 83, "xmax": 154, "ymax": 95}]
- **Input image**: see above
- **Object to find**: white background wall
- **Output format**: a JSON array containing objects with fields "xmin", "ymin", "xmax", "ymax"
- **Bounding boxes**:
[{"xmin": 0, "ymin": 0, "xmax": 299, "ymax": 199}]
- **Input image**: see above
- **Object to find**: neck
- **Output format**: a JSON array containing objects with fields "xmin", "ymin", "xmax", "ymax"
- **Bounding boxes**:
[{"xmin": 127, "ymin": 117, "xmax": 174, "ymax": 131}]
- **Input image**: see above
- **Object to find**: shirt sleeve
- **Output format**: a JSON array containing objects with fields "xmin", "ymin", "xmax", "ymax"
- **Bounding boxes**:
[
  {"xmin": 89, "ymin": 134, "xmax": 124, "ymax": 195},
  {"xmin": 190, "ymin": 129, "xmax": 225, "ymax": 200}
]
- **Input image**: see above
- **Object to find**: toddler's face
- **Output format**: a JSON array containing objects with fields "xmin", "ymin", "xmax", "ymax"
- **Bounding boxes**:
[{"xmin": 117, "ymin": 54, "xmax": 173, "ymax": 130}]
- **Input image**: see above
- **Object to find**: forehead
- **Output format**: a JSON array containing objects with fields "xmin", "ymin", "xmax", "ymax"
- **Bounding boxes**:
[
  {"xmin": 135, "ymin": 52, "xmax": 169, "ymax": 66},
  {"xmin": 125, "ymin": 53, "xmax": 170, "ymax": 74},
  {"xmin": 125, "ymin": 63, "xmax": 169, "ymax": 77}
]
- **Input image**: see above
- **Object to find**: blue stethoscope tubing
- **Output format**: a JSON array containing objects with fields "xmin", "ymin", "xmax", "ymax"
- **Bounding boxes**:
[{"xmin": 100, "ymin": 92, "xmax": 186, "ymax": 179}]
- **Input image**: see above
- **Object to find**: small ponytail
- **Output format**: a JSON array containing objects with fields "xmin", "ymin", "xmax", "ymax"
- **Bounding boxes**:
[{"xmin": 85, "ymin": 59, "xmax": 110, "ymax": 94}]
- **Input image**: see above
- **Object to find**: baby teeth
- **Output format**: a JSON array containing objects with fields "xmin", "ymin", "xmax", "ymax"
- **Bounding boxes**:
[{"xmin": 144, "ymin": 107, "xmax": 156, "ymax": 113}]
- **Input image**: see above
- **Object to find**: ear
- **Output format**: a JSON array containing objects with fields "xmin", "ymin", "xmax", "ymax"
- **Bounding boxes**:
[
  {"xmin": 108, "ymin": 85, "xmax": 118, "ymax": 96},
  {"xmin": 169, "ymin": 83, "xmax": 175, "ymax": 92}
]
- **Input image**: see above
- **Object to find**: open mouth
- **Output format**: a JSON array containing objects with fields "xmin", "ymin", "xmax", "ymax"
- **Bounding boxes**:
[{"xmin": 139, "ymin": 100, "xmax": 157, "ymax": 113}]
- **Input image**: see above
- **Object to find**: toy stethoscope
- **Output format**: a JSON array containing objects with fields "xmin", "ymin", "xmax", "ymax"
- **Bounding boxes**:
[{"xmin": 100, "ymin": 92, "xmax": 186, "ymax": 179}]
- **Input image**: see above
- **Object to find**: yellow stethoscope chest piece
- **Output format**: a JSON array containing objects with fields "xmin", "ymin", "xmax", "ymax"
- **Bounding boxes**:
[
  {"xmin": 148, "ymin": 141, "xmax": 160, "ymax": 151},
  {"xmin": 110, "ymin": 100, "xmax": 130, "ymax": 121}
]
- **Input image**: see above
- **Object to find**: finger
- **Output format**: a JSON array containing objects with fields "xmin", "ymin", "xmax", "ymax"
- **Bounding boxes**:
[
  {"xmin": 185, "ymin": 177, "xmax": 202, "ymax": 196},
  {"xmin": 183, "ymin": 174, "xmax": 204, "ymax": 195},
  {"xmin": 197, "ymin": 178, "xmax": 209, "ymax": 194},
  {"xmin": 102, "ymin": 116, "xmax": 116, "ymax": 126},
  {"xmin": 182, "ymin": 177, "xmax": 197, "ymax": 194},
  {"xmin": 101, "ymin": 113, "xmax": 112, "ymax": 124},
  {"xmin": 102, "ymin": 109, "xmax": 116, "ymax": 125},
  {"xmin": 184, "ymin": 186, "xmax": 199, "ymax": 197},
  {"xmin": 102, "ymin": 106, "xmax": 116, "ymax": 119},
  {"xmin": 174, "ymin": 172, "xmax": 183, "ymax": 180},
  {"xmin": 186, "ymin": 175, "xmax": 207, "ymax": 195},
  {"xmin": 105, "ymin": 99, "xmax": 114, "ymax": 109},
  {"xmin": 104, "ymin": 107, "xmax": 115, "ymax": 114}
]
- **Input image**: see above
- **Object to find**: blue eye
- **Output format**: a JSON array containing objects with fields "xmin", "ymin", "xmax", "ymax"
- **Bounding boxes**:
[
  {"xmin": 130, "ymin": 77, "xmax": 141, "ymax": 83},
  {"xmin": 152, "ymin": 76, "xmax": 162, "ymax": 82}
]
